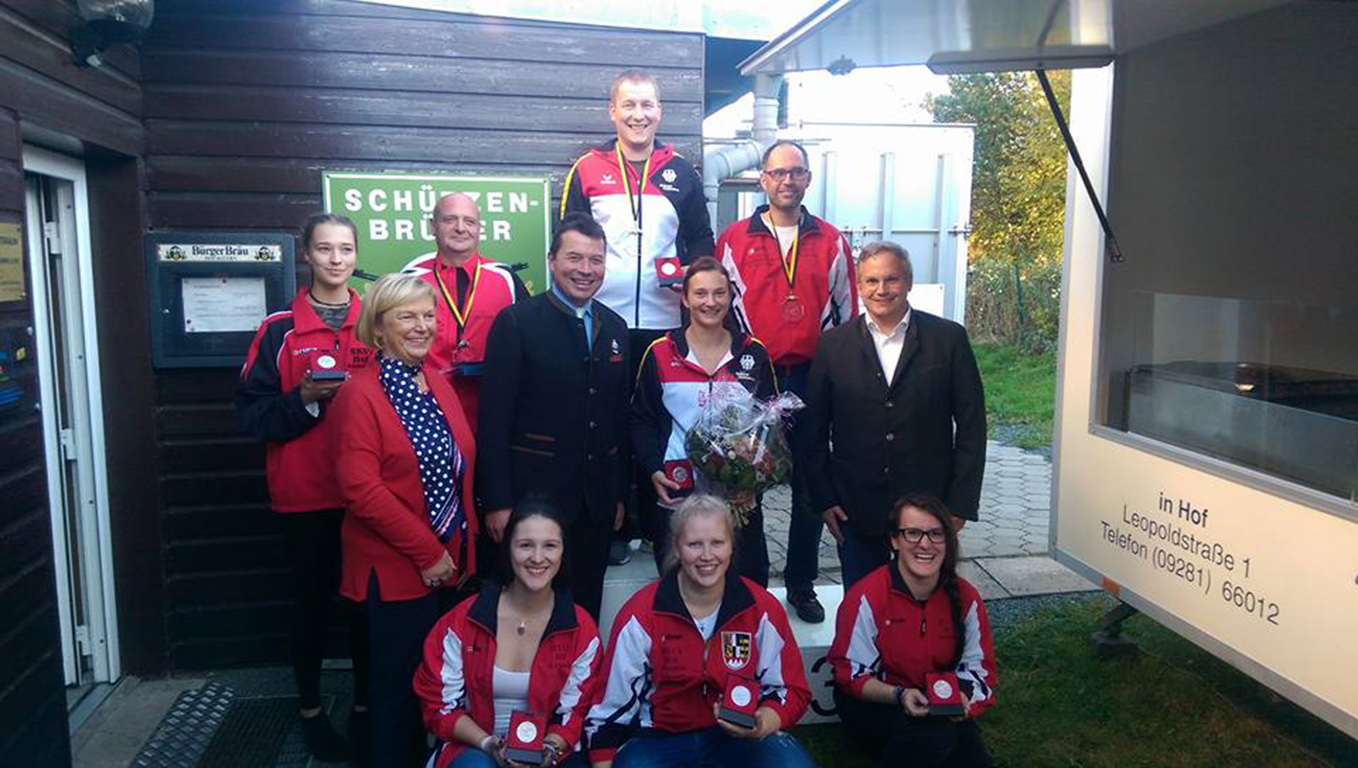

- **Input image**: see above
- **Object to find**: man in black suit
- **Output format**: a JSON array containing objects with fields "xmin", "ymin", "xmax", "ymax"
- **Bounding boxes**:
[
  {"xmin": 799, "ymin": 241, "xmax": 986, "ymax": 588},
  {"xmin": 477, "ymin": 213, "xmax": 629, "ymax": 618}
]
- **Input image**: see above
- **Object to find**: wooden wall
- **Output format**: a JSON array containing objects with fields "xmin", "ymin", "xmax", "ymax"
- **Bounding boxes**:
[
  {"xmin": 0, "ymin": 0, "xmax": 144, "ymax": 763},
  {"xmin": 141, "ymin": 0, "xmax": 706, "ymax": 669}
]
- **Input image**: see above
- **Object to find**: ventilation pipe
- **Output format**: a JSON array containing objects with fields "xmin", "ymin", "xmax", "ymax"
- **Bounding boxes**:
[{"xmin": 702, "ymin": 73, "xmax": 783, "ymax": 224}]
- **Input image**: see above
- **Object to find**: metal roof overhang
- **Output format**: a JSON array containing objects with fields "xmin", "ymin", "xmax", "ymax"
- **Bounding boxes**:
[{"xmin": 739, "ymin": 0, "xmax": 1291, "ymax": 76}]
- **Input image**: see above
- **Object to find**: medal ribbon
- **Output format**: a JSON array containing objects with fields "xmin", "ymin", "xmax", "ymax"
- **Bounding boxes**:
[
  {"xmin": 765, "ymin": 212, "xmax": 801, "ymax": 293},
  {"xmin": 433, "ymin": 258, "xmax": 483, "ymax": 332},
  {"xmin": 615, "ymin": 143, "xmax": 653, "ymax": 234}
]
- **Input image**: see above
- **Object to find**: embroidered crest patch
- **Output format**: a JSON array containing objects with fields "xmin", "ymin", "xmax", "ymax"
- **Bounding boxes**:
[{"xmin": 721, "ymin": 631, "xmax": 752, "ymax": 670}]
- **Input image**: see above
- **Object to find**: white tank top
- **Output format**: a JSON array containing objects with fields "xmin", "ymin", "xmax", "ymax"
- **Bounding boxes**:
[{"xmin": 492, "ymin": 665, "xmax": 532, "ymax": 736}]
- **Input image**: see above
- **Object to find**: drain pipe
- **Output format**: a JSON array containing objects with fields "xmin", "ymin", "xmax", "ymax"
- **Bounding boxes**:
[{"xmin": 703, "ymin": 73, "xmax": 783, "ymax": 224}]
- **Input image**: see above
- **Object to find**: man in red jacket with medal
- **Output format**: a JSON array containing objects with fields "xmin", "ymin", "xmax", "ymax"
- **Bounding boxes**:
[
  {"xmin": 717, "ymin": 139, "xmax": 858, "ymax": 624},
  {"xmin": 404, "ymin": 192, "xmax": 527, "ymax": 431}
]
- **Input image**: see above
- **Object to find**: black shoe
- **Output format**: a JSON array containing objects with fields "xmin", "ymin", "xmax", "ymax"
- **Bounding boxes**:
[
  {"xmin": 608, "ymin": 540, "xmax": 633, "ymax": 566},
  {"xmin": 300, "ymin": 711, "xmax": 350, "ymax": 763},
  {"xmin": 787, "ymin": 589, "xmax": 826, "ymax": 623}
]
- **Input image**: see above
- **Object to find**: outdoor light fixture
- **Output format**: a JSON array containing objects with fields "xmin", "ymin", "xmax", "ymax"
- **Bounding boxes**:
[{"xmin": 71, "ymin": 0, "xmax": 155, "ymax": 68}]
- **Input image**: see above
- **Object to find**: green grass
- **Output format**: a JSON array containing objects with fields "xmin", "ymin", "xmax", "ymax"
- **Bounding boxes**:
[
  {"xmin": 973, "ymin": 342, "xmax": 1057, "ymax": 449},
  {"xmin": 792, "ymin": 596, "xmax": 1350, "ymax": 768}
]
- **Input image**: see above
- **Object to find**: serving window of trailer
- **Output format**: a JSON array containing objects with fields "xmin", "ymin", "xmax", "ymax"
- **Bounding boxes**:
[{"xmin": 1092, "ymin": 10, "xmax": 1358, "ymax": 505}]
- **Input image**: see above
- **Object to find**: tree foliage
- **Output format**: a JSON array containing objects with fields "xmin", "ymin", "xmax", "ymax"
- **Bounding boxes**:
[
  {"xmin": 926, "ymin": 71, "xmax": 1071, "ymax": 347},
  {"xmin": 926, "ymin": 71, "xmax": 1070, "ymax": 267}
]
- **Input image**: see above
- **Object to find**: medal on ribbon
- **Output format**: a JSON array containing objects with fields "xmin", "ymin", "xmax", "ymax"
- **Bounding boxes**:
[
  {"xmin": 769, "ymin": 212, "xmax": 804, "ymax": 321},
  {"xmin": 615, "ymin": 143, "xmax": 652, "ymax": 260}
]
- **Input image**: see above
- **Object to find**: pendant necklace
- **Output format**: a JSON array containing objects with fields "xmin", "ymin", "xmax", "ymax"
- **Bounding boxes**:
[{"xmin": 517, "ymin": 619, "xmax": 527, "ymax": 636}]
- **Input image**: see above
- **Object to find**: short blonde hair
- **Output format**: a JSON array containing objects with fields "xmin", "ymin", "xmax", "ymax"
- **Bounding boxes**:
[
  {"xmin": 610, "ymin": 69, "xmax": 660, "ymax": 103},
  {"xmin": 355, "ymin": 273, "xmax": 436, "ymax": 350},
  {"xmin": 662, "ymin": 494, "xmax": 737, "ymax": 575}
]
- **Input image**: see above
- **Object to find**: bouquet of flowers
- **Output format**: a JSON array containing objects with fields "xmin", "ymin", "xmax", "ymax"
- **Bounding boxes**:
[{"xmin": 684, "ymin": 385, "xmax": 804, "ymax": 527}]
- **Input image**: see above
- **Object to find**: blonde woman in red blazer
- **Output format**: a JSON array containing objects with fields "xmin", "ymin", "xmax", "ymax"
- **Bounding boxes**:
[{"xmin": 334, "ymin": 273, "xmax": 479, "ymax": 768}]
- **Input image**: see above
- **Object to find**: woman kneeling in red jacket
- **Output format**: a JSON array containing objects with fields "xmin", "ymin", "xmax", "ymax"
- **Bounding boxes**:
[
  {"xmin": 828, "ymin": 494, "xmax": 997, "ymax": 767},
  {"xmin": 585, "ymin": 494, "xmax": 816, "ymax": 768},
  {"xmin": 415, "ymin": 501, "xmax": 603, "ymax": 768}
]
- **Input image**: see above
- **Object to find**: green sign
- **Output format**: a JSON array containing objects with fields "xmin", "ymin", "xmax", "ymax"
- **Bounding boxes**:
[{"xmin": 322, "ymin": 171, "xmax": 552, "ymax": 294}]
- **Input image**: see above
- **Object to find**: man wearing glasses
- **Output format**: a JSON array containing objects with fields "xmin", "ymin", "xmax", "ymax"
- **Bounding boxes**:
[
  {"xmin": 797, "ymin": 241, "xmax": 986, "ymax": 588},
  {"xmin": 717, "ymin": 139, "xmax": 858, "ymax": 622}
]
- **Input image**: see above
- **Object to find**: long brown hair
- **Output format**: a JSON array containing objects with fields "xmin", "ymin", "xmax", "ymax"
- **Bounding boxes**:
[{"xmin": 888, "ymin": 494, "xmax": 965, "ymax": 665}]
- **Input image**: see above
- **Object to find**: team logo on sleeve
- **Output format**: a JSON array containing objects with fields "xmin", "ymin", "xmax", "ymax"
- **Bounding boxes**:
[
  {"xmin": 740, "ymin": 354, "xmax": 754, "ymax": 371},
  {"xmin": 721, "ymin": 631, "xmax": 752, "ymax": 670},
  {"xmin": 662, "ymin": 168, "xmax": 677, "ymax": 183}
]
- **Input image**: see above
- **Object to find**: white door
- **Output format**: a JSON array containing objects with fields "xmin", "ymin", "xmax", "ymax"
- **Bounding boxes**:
[{"xmin": 23, "ymin": 146, "xmax": 119, "ymax": 688}]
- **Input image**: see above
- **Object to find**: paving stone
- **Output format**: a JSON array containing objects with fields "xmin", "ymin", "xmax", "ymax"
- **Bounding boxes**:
[
  {"xmin": 958, "ymin": 561, "xmax": 1009, "ymax": 600},
  {"xmin": 975, "ymin": 556, "xmax": 1096, "ymax": 596}
]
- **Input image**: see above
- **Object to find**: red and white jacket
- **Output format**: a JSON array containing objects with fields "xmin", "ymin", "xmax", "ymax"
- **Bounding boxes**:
[
  {"xmin": 236, "ymin": 289, "xmax": 373, "ymax": 512},
  {"xmin": 584, "ymin": 571, "xmax": 810, "ymax": 762},
  {"xmin": 562, "ymin": 140, "xmax": 714, "ymax": 330},
  {"xmin": 413, "ymin": 585, "xmax": 604, "ymax": 768},
  {"xmin": 828, "ymin": 564, "xmax": 996, "ymax": 716},
  {"xmin": 402, "ymin": 252, "xmax": 524, "ymax": 430},
  {"xmin": 717, "ymin": 206, "xmax": 857, "ymax": 367},
  {"xmin": 630, "ymin": 329, "xmax": 777, "ymax": 480}
]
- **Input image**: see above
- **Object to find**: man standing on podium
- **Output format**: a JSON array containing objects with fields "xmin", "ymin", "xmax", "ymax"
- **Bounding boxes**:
[
  {"xmin": 717, "ymin": 139, "xmax": 858, "ymax": 623},
  {"xmin": 403, "ymin": 192, "xmax": 527, "ymax": 431},
  {"xmin": 562, "ymin": 69, "xmax": 715, "ymax": 566}
]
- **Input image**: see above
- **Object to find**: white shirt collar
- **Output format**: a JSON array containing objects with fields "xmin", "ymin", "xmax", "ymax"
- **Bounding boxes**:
[{"xmin": 866, "ymin": 308, "xmax": 911, "ymax": 339}]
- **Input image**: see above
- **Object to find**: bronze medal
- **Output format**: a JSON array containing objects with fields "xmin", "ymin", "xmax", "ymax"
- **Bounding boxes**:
[{"xmin": 782, "ymin": 294, "xmax": 805, "ymax": 322}]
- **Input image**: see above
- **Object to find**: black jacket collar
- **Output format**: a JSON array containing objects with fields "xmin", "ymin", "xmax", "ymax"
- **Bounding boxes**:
[
  {"xmin": 666, "ymin": 327, "xmax": 752, "ymax": 362},
  {"xmin": 745, "ymin": 204, "xmax": 821, "ymax": 238},
  {"xmin": 653, "ymin": 566, "xmax": 756, "ymax": 631},
  {"xmin": 467, "ymin": 581, "xmax": 579, "ymax": 639}
]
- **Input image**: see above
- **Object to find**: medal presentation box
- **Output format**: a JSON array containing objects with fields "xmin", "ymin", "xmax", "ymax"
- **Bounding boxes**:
[
  {"xmin": 505, "ymin": 711, "xmax": 548, "ymax": 765},
  {"xmin": 145, "ymin": 232, "xmax": 296, "ymax": 368},
  {"xmin": 925, "ymin": 672, "xmax": 965, "ymax": 716},
  {"xmin": 719, "ymin": 673, "xmax": 759, "ymax": 729}
]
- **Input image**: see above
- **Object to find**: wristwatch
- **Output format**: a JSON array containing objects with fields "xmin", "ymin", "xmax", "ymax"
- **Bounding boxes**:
[{"xmin": 893, "ymin": 685, "xmax": 906, "ymax": 708}]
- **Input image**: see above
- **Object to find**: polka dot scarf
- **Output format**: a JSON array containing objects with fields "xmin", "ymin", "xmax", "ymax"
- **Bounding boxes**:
[{"xmin": 378, "ymin": 354, "xmax": 466, "ymax": 543}]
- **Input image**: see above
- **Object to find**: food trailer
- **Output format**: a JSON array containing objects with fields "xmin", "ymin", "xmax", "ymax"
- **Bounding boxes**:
[{"xmin": 741, "ymin": 0, "xmax": 1358, "ymax": 739}]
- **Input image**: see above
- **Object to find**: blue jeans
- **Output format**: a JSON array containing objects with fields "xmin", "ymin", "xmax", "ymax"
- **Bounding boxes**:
[
  {"xmin": 779, "ymin": 363, "xmax": 823, "ymax": 593},
  {"xmin": 613, "ymin": 726, "xmax": 817, "ymax": 768},
  {"xmin": 447, "ymin": 747, "xmax": 587, "ymax": 768},
  {"xmin": 838, "ymin": 533, "xmax": 891, "ymax": 589}
]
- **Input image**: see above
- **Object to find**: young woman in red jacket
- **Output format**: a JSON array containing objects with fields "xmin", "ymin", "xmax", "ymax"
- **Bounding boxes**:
[
  {"xmin": 236, "ymin": 213, "xmax": 370, "ymax": 761},
  {"xmin": 584, "ymin": 495, "xmax": 816, "ymax": 768},
  {"xmin": 828, "ymin": 494, "xmax": 997, "ymax": 767},
  {"xmin": 334, "ymin": 273, "xmax": 479, "ymax": 768},
  {"xmin": 414, "ymin": 501, "xmax": 603, "ymax": 768}
]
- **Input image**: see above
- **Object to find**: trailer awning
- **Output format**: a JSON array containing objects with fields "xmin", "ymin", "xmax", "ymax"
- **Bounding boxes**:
[{"xmin": 739, "ymin": 0, "xmax": 1290, "ymax": 75}]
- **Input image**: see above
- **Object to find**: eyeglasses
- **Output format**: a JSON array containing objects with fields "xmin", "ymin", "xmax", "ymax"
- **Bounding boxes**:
[
  {"xmin": 762, "ymin": 168, "xmax": 810, "ymax": 182},
  {"xmin": 894, "ymin": 527, "xmax": 946, "ymax": 544}
]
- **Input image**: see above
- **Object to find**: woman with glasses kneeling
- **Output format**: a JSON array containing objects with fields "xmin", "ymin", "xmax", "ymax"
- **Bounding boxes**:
[
  {"xmin": 828, "ymin": 495, "xmax": 996, "ymax": 767},
  {"xmin": 585, "ymin": 495, "xmax": 816, "ymax": 768},
  {"xmin": 414, "ymin": 501, "xmax": 603, "ymax": 768},
  {"xmin": 335, "ymin": 273, "xmax": 479, "ymax": 768}
]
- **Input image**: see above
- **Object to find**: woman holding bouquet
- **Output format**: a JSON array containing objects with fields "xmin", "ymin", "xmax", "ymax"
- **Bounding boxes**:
[{"xmin": 631, "ymin": 256, "xmax": 777, "ymax": 584}]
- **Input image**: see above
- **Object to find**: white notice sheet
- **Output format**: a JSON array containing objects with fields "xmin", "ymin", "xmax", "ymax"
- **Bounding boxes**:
[{"xmin": 182, "ymin": 276, "xmax": 267, "ymax": 333}]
